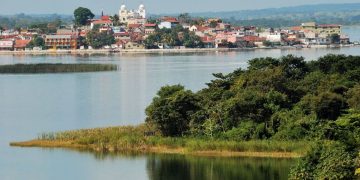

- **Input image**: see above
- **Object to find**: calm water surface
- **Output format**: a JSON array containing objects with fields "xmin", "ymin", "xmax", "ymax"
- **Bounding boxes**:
[{"xmin": 1, "ymin": 28, "xmax": 360, "ymax": 179}]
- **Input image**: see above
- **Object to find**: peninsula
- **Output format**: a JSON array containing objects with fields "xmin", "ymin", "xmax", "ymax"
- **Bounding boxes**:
[{"xmin": 11, "ymin": 54, "xmax": 360, "ymax": 179}]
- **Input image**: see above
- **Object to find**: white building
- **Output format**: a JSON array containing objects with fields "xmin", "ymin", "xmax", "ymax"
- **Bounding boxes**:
[{"xmin": 119, "ymin": 4, "xmax": 146, "ymax": 24}]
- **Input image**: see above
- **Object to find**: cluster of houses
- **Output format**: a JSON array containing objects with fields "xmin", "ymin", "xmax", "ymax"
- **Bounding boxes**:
[{"xmin": 0, "ymin": 3, "xmax": 352, "ymax": 51}]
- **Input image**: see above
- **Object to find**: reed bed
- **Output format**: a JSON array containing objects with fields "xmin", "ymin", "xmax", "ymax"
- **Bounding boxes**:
[
  {"xmin": 12, "ymin": 124, "xmax": 312, "ymax": 156},
  {"xmin": 0, "ymin": 63, "xmax": 118, "ymax": 73}
]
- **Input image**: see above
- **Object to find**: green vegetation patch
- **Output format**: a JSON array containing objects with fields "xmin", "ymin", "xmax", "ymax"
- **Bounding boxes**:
[
  {"xmin": 145, "ymin": 54, "xmax": 360, "ymax": 179},
  {"xmin": 0, "ymin": 63, "xmax": 118, "ymax": 74}
]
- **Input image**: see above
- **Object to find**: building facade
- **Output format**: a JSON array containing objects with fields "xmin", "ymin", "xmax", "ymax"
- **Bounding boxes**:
[
  {"xmin": 119, "ymin": 4, "xmax": 146, "ymax": 24},
  {"xmin": 45, "ymin": 35, "xmax": 79, "ymax": 50}
]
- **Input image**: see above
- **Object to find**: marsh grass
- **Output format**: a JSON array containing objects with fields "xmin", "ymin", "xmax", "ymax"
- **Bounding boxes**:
[
  {"xmin": 0, "ymin": 63, "xmax": 118, "ymax": 73},
  {"xmin": 14, "ymin": 124, "xmax": 312, "ymax": 156}
]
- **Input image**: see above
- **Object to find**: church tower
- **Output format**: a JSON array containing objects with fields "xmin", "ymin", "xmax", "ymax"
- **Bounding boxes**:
[
  {"xmin": 138, "ymin": 4, "xmax": 146, "ymax": 19},
  {"xmin": 119, "ymin": 4, "xmax": 128, "ymax": 23}
]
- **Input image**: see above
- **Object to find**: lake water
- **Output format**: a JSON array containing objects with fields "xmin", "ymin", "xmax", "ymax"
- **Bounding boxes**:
[{"xmin": 1, "ymin": 27, "xmax": 360, "ymax": 180}]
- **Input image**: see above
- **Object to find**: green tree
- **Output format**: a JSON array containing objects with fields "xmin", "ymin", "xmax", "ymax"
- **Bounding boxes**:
[
  {"xmin": 74, "ymin": 7, "xmax": 94, "ymax": 26},
  {"xmin": 86, "ymin": 30, "xmax": 115, "ymax": 49},
  {"xmin": 290, "ymin": 143, "xmax": 357, "ymax": 180},
  {"xmin": 346, "ymin": 85, "xmax": 360, "ymax": 110},
  {"xmin": 27, "ymin": 35, "xmax": 45, "ymax": 49},
  {"xmin": 313, "ymin": 92, "xmax": 346, "ymax": 120},
  {"xmin": 330, "ymin": 33, "xmax": 341, "ymax": 44},
  {"xmin": 110, "ymin": 14, "xmax": 120, "ymax": 26},
  {"xmin": 209, "ymin": 21, "xmax": 218, "ymax": 28},
  {"xmin": 263, "ymin": 41, "xmax": 272, "ymax": 47},
  {"xmin": 145, "ymin": 85, "xmax": 200, "ymax": 136},
  {"xmin": 178, "ymin": 13, "xmax": 191, "ymax": 24},
  {"xmin": 183, "ymin": 32, "xmax": 204, "ymax": 48}
]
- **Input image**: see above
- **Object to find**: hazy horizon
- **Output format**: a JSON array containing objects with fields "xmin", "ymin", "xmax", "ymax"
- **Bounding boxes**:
[{"xmin": 0, "ymin": 0, "xmax": 359, "ymax": 15}]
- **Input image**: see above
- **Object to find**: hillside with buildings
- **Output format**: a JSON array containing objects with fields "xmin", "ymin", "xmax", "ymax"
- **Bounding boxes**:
[
  {"xmin": 158, "ymin": 3, "xmax": 360, "ymax": 27},
  {"xmin": 0, "ymin": 3, "xmax": 354, "ymax": 52}
]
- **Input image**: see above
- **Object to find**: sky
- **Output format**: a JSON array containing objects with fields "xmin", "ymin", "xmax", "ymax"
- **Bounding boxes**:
[{"xmin": 0, "ymin": 0, "xmax": 359, "ymax": 15}]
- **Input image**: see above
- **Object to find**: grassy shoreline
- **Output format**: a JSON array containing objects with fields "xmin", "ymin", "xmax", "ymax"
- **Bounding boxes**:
[{"xmin": 10, "ymin": 125, "xmax": 309, "ymax": 158}]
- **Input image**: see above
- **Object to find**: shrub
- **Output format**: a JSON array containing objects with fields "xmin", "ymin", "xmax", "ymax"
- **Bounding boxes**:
[{"xmin": 290, "ymin": 142, "xmax": 357, "ymax": 180}]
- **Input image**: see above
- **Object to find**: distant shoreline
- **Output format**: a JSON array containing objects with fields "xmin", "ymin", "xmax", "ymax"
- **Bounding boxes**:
[{"xmin": 0, "ymin": 45, "xmax": 357, "ymax": 55}]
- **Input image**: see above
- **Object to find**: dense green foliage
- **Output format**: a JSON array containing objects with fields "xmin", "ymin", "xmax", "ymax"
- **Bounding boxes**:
[
  {"xmin": 74, "ymin": 7, "xmax": 94, "ymax": 26},
  {"xmin": 146, "ymin": 85, "xmax": 200, "ymax": 136},
  {"xmin": 86, "ymin": 26, "xmax": 115, "ymax": 49},
  {"xmin": 0, "ymin": 64, "xmax": 118, "ymax": 73},
  {"xmin": 144, "ymin": 25, "xmax": 204, "ymax": 49},
  {"xmin": 26, "ymin": 35, "xmax": 45, "ymax": 49},
  {"xmin": 146, "ymin": 54, "xmax": 360, "ymax": 178}
]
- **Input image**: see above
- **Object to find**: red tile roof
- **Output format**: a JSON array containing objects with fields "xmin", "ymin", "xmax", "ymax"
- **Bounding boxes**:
[
  {"xmin": 161, "ymin": 17, "xmax": 179, "ymax": 23},
  {"xmin": 128, "ymin": 24, "xmax": 142, "ymax": 28},
  {"xmin": 201, "ymin": 36, "xmax": 215, "ymax": 43},
  {"xmin": 291, "ymin": 26, "xmax": 302, "ymax": 31},
  {"xmin": 14, "ymin": 39, "xmax": 31, "ymax": 48},
  {"xmin": 144, "ymin": 23, "xmax": 157, "ymax": 27},
  {"xmin": 241, "ymin": 36, "xmax": 266, "ymax": 42},
  {"xmin": 92, "ymin": 20, "xmax": 112, "ymax": 24},
  {"xmin": 195, "ymin": 25, "xmax": 210, "ymax": 32},
  {"xmin": 101, "ymin": 16, "xmax": 110, "ymax": 21}
]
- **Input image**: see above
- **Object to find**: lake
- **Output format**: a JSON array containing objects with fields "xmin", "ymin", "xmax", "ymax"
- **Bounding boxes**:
[{"xmin": 1, "ymin": 27, "xmax": 360, "ymax": 180}]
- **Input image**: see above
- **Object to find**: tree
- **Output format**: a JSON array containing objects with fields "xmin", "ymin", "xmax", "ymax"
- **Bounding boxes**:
[
  {"xmin": 330, "ymin": 33, "xmax": 340, "ymax": 44},
  {"xmin": 74, "ymin": 7, "xmax": 94, "ymax": 26},
  {"xmin": 144, "ymin": 34, "xmax": 161, "ymax": 49},
  {"xmin": 27, "ymin": 35, "xmax": 45, "ymax": 49},
  {"xmin": 183, "ymin": 32, "xmax": 203, "ymax": 48},
  {"xmin": 146, "ymin": 85, "xmax": 200, "ymax": 136},
  {"xmin": 290, "ymin": 143, "xmax": 357, "ymax": 180},
  {"xmin": 178, "ymin": 13, "xmax": 191, "ymax": 24},
  {"xmin": 263, "ymin": 41, "xmax": 272, "ymax": 47},
  {"xmin": 110, "ymin": 14, "xmax": 120, "ymax": 26},
  {"xmin": 313, "ymin": 92, "xmax": 346, "ymax": 120},
  {"xmin": 346, "ymin": 85, "xmax": 360, "ymax": 111},
  {"xmin": 209, "ymin": 21, "xmax": 218, "ymax": 28},
  {"xmin": 86, "ymin": 30, "xmax": 115, "ymax": 49}
]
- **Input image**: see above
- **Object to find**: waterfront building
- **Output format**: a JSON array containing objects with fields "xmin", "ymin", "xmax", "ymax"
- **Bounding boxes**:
[
  {"xmin": 158, "ymin": 17, "xmax": 179, "ymax": 29},
  {"xmin": 45, "ymin": 35, "xmax": 79, "ymax": 50},
  {"xmin": 301, "ymin": 22, "xmax": 341, "ymax": 37},
  {"xmin": 90, "ymin": 16, "xmax": 113, "ymax": 29},
  {"xmin": 0, "ymin": 40, "xmax": 14, "ymax": 51},
  {"xmin": 144, "ymin": 24, "xmax": 157, "ymax": 34}
]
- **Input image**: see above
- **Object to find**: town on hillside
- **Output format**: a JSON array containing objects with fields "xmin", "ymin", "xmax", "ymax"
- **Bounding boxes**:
[{"xmin": 0, "ymin": 4, "xmax": 354, "ymax": 51}]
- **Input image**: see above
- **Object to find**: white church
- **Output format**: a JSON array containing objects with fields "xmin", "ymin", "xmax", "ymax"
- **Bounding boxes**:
[{"xmin": 119, "ymin": 4, "xmax": 146, "ymax": 24}]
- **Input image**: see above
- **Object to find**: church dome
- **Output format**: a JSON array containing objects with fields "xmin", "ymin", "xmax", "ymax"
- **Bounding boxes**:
[
  {"xmin": 120, "ymin": 4, "xmax": 126, "ymax": 11},
  {"xmin": 139, "ymin": 4, "xmax": 145, "ymax": 10}
]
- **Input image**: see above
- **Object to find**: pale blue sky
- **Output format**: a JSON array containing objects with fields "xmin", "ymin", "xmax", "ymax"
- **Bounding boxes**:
[{"xmin": 0, "ymin": 0, "xmax": 358, "ymax": 15}]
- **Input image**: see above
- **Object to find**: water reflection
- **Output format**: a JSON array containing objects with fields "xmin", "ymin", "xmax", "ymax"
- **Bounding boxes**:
[
  {"xmin": 62, "ymin": 148, "xmax": 294, "ymax": 180},
  {"xmin": 146, "ymin": 155, "xmax": 294, "ymax": 180}
]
